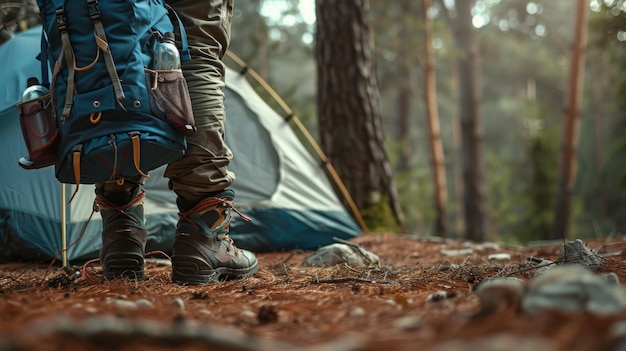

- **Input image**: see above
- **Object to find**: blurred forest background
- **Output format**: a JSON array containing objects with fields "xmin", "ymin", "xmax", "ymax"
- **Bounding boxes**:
[{"xmin": 1, "ymin": 0, "xmax": 625, "ymax": 245}]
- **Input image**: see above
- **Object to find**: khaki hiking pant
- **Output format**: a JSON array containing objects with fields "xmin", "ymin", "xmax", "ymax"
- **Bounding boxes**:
[{"xmin": 96, "ymin": 0, "xmax": 236, "ymax": 203}]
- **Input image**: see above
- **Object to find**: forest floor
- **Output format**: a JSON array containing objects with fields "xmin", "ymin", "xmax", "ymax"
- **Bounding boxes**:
[{"xmin": 1, "ymin": 233, "xmax": 626, "ymax": 351}]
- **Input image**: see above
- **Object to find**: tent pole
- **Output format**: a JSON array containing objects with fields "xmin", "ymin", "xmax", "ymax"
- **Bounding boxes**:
[
  {"xmin": 225, "ymin": 51, "xmax": 369, "ymax": 233},
  {"xmin": 61, "ymin": 183, "xmax": 68, "ymax": 268}
]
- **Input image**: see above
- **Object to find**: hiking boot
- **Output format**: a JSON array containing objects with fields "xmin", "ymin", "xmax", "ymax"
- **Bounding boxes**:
[
  {"xmin": 96, "ymin": 186, "xmax": 147, "ymax": 281},
  {"xmin": 171, "ymin": 189, "xmax": 258, "ymax": 284}
]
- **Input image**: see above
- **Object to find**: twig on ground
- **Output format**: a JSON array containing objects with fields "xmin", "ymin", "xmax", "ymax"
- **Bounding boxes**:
[{"xmin": 311, "ymin": 277, "xmax": 394, "ymax": 284}]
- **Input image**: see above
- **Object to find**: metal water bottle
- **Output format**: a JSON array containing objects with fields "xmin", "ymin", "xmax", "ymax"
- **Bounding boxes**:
[
  {"xmin": 18, "ymin": 76, "xmax": 58, "ymax": 169},
  {"xmin": 21, "ymin": 77, "xmax": 51, "ymax": 150},
  {"xmin": 153, "ymin": 32, "xmax": 180, "ymax": 70},
  {"xmin": 22, "ymin": 77, "xmax": 49, "ymax": 102}
]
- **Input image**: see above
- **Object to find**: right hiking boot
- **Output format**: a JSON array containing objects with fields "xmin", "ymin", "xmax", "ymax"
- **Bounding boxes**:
[
  {"xmin": 96, "ymin": 186, "xmax": 147, "ymax": 281},
  {"xmin": 171, "ymin": 190, "xmax": 258, "ymax": 284}
]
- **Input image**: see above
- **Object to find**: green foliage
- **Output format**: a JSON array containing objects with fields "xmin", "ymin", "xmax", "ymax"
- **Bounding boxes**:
[
  {"xmin": 360, "ymin": 191, "xmax": 405, "ymax": 233},
  {"xmin": 515, "ymin": 103, "xmax": 558, "ymax": 242},
  {"xmin": 578, "ymin": 2, "xmax": 626, "ymax": 236},
  {"xmin": 393, "ymin": 167, "xmax": 436, "ymax": 234},
  {"xmin": 485, "ymin": 150, "xmax": 519, "ymax": 243}
]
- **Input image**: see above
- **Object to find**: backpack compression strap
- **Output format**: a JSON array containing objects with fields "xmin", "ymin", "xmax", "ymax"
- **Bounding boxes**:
[
  {"xmin": 54, "ymin": 7, "xmax": 76, "ymax": 121},
  {"xmin": 55, "ymin": 1, "xmax": 127, "ymax": 120},
  {"xmin": 86, "ymin": 0, "xmax": 126, "ymax": 109}
]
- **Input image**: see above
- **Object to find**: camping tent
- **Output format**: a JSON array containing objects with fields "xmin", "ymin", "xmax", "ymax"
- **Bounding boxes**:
[{"xmin": 0, "ymin": 26, "xmax": 361, "ymax": 262}]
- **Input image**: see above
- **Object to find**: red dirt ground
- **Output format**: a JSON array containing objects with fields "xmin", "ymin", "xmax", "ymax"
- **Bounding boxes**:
[{"xmin": 1, "ymin": 233, "xmax": 626, "ymax": 351}]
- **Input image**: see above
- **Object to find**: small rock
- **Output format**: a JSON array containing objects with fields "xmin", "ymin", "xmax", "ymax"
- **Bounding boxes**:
[
  {"xmin": 475, "ymin": 277, "xmax": 525, "ymax": 316},
  {"xmin": 135, "ymin": 299, "xmax": 154, "ymax": 308},
  {"xmin": 240, "ymin": 310, "xmax": 257, "ymax": 319},
  {"xmin": 426, "ymin": 290, "xmax": 449, "ymax": 302},
  {"xmin": 393, "ymin": 316, "xmax": 421, "ymax": 330},
  {"xmin": 557, "ymin": 239, "xmax": 602, "ymax": 270},
  {"xmin": 487, "ymin": 253, "xmax": 511, "ymax": 262},
  {"xmin": 438, "ymin": 264, "xmax": 459, "ymax": 271},
  {"xmin": 612, "ymin": 321, "xmax": 626, "ymax": 338},
  {"xmin": 169, "ymin": 297, "xmax": 185, "ymax": 311},
  {"xmin": 523, "ymin": 265, "xmax": 626, "ymax": 315},
  {"xmin": 440, "ymin": 248, "xmax": 473, "ymax": 257},
  {"xmin": 350, "ymin": 307, "xmax": 365, "ymax": 317},
  {"xmin": 302, "ymin": 243, "xmax": 380, "ymax": 267},
  {"xmin": 602, "ymin": 272, "xmax": 620, "ymax": 285},
  {"xmin": 533, "ymin": 259, "xmax": 555, "ymax": 277},
  {"xmin": 107, "ymin": 299, "xmax": 137, "ymax": 310}
]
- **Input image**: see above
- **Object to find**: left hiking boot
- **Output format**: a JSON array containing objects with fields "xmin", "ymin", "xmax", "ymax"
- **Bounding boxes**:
[
  {"xmin": 171, "ymin": 190, "xmax": 258, "ymax": 284},
  {"xmin": 96, "ymin": 186, "xmax": 147, "ymax": 281}
]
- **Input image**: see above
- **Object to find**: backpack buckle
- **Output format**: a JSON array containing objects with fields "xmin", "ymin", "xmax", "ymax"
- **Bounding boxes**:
[
  {"xmin": 87, "ymin": 0, "xmax": 101, "ymax": 22},
  {"xmin": 55, "ymin": 8, "xmax": 67, "ymax": 33}
]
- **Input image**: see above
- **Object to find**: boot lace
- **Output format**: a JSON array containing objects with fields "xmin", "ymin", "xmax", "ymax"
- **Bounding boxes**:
[
  {"xmin": 177, "ymin": 197, "xmax": 251, "ymax": 253},
  {"xmin": 95, "ymin": 191, "xmax": 145, "ymax": 225}
]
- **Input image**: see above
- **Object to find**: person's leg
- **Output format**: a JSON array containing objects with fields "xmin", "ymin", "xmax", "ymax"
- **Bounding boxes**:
[
  {"xmin": 95, "ymin": 177, "xmax": 147, "ymax": 280},
  {"xmin": 165, "ymin": 0, "xmax": 257, "ymax": 284}
]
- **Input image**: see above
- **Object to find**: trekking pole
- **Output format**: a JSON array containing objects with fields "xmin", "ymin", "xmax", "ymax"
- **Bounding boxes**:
[
  {"xmin": 225, "ymin": 51, "xmax": 369, "ymax": 233},
  {"xmin": 61, "ymin": 183, "xmax": 68, "ymax": 268}
]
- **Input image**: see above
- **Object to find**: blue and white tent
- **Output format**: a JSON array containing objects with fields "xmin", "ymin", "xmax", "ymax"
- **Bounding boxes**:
[{"xmin": 0, "ymin": 26, "xmax": 361, "ymax": 262}]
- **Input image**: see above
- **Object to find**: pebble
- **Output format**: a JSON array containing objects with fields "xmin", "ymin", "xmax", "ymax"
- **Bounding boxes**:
[
  {"xmin": 135, "ymin": 299, "xmax": 154, "ymax": 309},
  {"xmin": 240, "ymin": 310, "xmax": 257, "ymax": 319},
  {"xmin": 426, "ymin": 291, "xmax": 449, "ymax": 302},
  {"xmin": 487, "ymin": 253, "xmax": 511, "ymax": 262},
  {"xmin": 169, "ymin": 297, "xmax": 185, "ymax": 311},
  {"xmin": 522, "ymin": 265, "xmax": 626, "ymax": 315},
  {"xmin": 438, "ymin": 264, "xmax": 459, "ymax": 272},
  {"xmin": 440, "ymin": 248, "xmax": 473, "ymax": 257},
  {"xmin": 108, "ymin": 299, "xmax": 138, "ymax": 310},
  {"xmin": 393, "ymin": 316, "xmax": 421, "ymax": 330},
  {"xmin": 475, "ymin": 277, "xmax": 525, "ymax": 315},
  {"xmin": 350, "ymin": 307, "xmax": 365, "ymax": 317}
]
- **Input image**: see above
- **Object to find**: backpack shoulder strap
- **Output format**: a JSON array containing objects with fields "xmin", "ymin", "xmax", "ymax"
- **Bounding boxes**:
[{"xmin": 165, "ymin": 3, "xmax": 191, "ymax": 62}]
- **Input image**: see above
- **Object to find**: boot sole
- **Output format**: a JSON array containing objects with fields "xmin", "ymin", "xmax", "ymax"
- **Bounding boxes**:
[
  {"xmin": 102, "ymin": 254, "xmax": 145, "ymax": 281},
  {"xmin": 171, "ymin": 259, "xmax": 259, "ymax": 285}
]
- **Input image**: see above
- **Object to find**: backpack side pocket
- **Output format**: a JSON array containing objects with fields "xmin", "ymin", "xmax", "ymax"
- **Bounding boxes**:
[
  {"xmin": 146, "ymin": 68, "xmax": 195, "ymax": 137},
  {"xmin": 16, "ymin": 93, "xmax": 60, "ymax": 169}
]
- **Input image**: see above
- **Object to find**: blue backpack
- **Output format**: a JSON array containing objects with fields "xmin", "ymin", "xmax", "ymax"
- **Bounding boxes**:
[{"xmin": 28, "ymin": 0, "xmax": 193, "ymax": 185}]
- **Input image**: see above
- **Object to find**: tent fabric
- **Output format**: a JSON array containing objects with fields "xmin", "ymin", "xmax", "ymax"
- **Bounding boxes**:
[{"xmin": 0, "ymin": 26, "xmax": 361, "ymax": 262}]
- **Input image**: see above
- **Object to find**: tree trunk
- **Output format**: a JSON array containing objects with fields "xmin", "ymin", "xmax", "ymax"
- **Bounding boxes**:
[
  {"xmin": 422, "ymin": 0, "xmax": 448, "ymax": 237},
  {"xmin": 447, "ymin": 0, "xmax": 487, "ymax": 242},
  {"xmin": 552, "ymin": 0, "xmax": 589, "ymax": 239},
  {"xmin": 395, "ymin": 76, "xmax": 413, "ymax": 173},
  {"xmin": 316, "ymin": 0, "xmax": 404, "ymax": 227}
]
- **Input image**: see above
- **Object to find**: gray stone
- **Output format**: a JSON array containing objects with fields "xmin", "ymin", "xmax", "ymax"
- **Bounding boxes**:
[
  {"xmin": 440, "ymin": 248, "xmax": 473, "ymax": 256},
  {"xmin": 135, "ymin": 299, "xmax": 154, "ymax": 309},
  {"xmin": 427, "ymin": 334, "xmax": 557, "ymax": 351},
  {"xmin": 350, "ymin": 307, "xmax": 365, "ymax": 317},
  {"xmin": 487, "ymin": 253, "xmax": 511, "ymax": 262},
  {"xmin": 557, "ymin": 239, "xmax": 602, "ymax": 270},
  {"xmin": 302, "ymin": 243, "xmax": 379, "ymax": 267},
  {"xmin": 107, "ymin": 298, "xmax": 138, "ymax": 310},
  {"xmin": 522, "ymin": 265, "xmax": 626, "ymax": 315},
  {"xmin": 169, "ymin": 297, "xmax": 185, "ymax": 311},
  {"xmin": 393, "ymin": 316, "xmax": 421, "ymax": 330},
  {"xmin": 533, "ymin": 259, "xmax": 556, "ymax": 277},
  {"xmin": 475, "ymin": 277, "xmax": 525, "ymax": 315}
]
